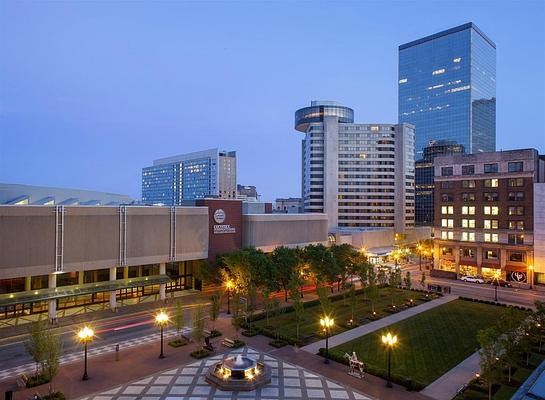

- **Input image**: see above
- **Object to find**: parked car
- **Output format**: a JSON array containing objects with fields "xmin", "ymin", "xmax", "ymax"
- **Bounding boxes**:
[
  {"xmin": 460, "ymin": 275, "xmax": 485, "ymax": 284},
  {"xmin": 487, "ymin": 279, "xmax": 512, "ymax": 287}
]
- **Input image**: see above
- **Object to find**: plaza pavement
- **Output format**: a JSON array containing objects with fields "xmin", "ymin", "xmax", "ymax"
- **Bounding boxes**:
[
  {"xmin": 420, "ymin": 351, "xmax": 480, "ymax": 400},
  {"xmin": 302, "ymin": 294, "xmax": 457, "ymax": 354}
]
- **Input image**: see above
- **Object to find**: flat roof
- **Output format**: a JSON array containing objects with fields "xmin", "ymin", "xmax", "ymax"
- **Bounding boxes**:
[{"xmin": 399, "ymin": 22, "xmax": 496, "ymax": 50}]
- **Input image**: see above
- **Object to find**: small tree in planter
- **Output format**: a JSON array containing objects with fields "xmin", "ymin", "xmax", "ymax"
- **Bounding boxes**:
[
  {"xmin": 269, "ymin": 298, "xmax": 283, "ymax": 340},
  {"xmin": 231, "ymin": 292, "xmax": 243, "ymax": 340},
  {"xmin": 420, "ymin": 272, "xmax": 426, "ymax": 291},
  {"xmin": 348, "ymin": 283, "xmax": 357, "ymax": 325},
  {"xmin": 478, "ymin": 327, "xmax": 502, "ymax": 400},
  {"xmin": 43, "ymin": 326, "xmax": 62, "ymax": 399},
  {"xmin": 173, "ymin": 300, "xmax": 185, "ymax": 337},
  {"xmin": 317, "ymin": 285, "xmax": 332, "ymax": 316},
  {"xmin": 404, "ymin": 271, "xmax": 412, "ymax": 303},
  {"xmin": 262, "ymin": 288, "xmax": 272, "ymax": 328},
  {"xmin": 377, "ymin": 269, "xmax": 387, "ymax": 287},
  {"xmin": 367, "ymin": 267, "xmax": 378, "ymax": 316},
  {"xmin": 209, "ymin": 294, "xmax": 221, "ymax": 334},
  {"xmin": 192, "ymin": 304, "xmax": 206, "ymax": 350},
  {"xmin": 289, "ymin": 279, "xmax": 305, "ymax": 340},
  {"xmin": 25, "ymin": 318, "xmax": 48, "ymax": 378}
]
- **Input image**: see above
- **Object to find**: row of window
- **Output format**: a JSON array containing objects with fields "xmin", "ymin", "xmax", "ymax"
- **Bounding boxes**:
[
  {"xmin": 440, "ymin": 178, "xmax": 525, "ymax": 189},
  {"xmin": 441, "ymin": 191, "xmax": 525, "ymax": 202},
  {"xmin": 439, "ymin": 231, "xmax": 525, "ymax": 245},
  {"xmin": 441, "ymin": 205, "xmax": 525, "ymax": 216},
  {"xmin": 441, "ymin": 161, "xmax": 524, "ymax": 176},
  {"xmin": 443, "ymin": 247, "xmax": 525, "ymax": 262}
]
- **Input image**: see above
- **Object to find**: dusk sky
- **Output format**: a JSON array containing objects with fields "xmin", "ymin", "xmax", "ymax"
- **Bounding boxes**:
[{"xmin": 1, "ymin": 1, "xmax": 544, "ymax": 202}]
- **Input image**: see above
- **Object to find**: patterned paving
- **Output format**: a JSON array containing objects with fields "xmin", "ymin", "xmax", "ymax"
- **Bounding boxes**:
[
  {"xmin": 80, "ymin": 347, "xmax": 373, "ymax": 400},
  {"xmin": 0, "ymin": 328, "xmax": 186, "ymax": 382}
]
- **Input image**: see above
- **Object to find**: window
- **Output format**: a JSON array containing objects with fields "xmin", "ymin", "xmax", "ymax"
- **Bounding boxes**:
[
  {"xmin": 484, "ymin": 206, "xmax": 499, "ymax": 215},
  {"xmin": 485, "ymin": 250, "xmax": 499, "ymax": 260},
  {"xmin": 462, "ymin": 206, "xmax": 475, "ymax": 215},
  {"xmin": 461, "ymin": 232, "xmax": 475, "ymax": 242},
  {"xmin": 440, "ymin": 181, "xmax": 454, "ymax": 189},
  {"xmin": 462, "ymin": 193, "xmax": 476, "ymax": 202},
  {"xmin": 441, "ymin": 219, "xmax": 454, "ymax": 228},
  {"xmin": 508, "ymin": 234, "xmax": 524, "ymax": 245},
  {"xmin": 462, "ymin": 180, "xmax": 476, "ymax": 188},
  {"xmin": 441, "ymin": 193, "xmax": 454, "ymax": 202},
  {"xmin": 441, "ymin": 247, "xmax": 453, "ymax": 255},
  {"xmin": 441, "ymin": 231, "xmax": 454, "ymax": 240},
  {"xmin": 508, "ymin": 178, "xmax": 524, "ymax": 187},
  {"xmin": 508, "ymin": 206, "xmax": 524, "ymax": 216},
  {"xmin": 484, "ymin": 179, "xmax": 499, "ymax": 188},
  {"xmin": 441, "ymin": 205, "xmax": 454, "ymax": 215},
  {"xmin": 462, "ymin": 165, "xmax": 475, "ymax": 175},
  {"xmin": 508, "ymin": 192, "xmax": 525, "ymax": 201},
  {"xmin": 508, "ymin": 162, "xmax": 523, "ymax": 173},
  {"xmin": 484, "ymin": 233, "xmax": 498, "ymax": 243},
  {"xmin": 483, "ymin": 192, "xmax": 499, "ymax": 201},
  {"xmin": 484, "ymin": 163, "xmax": 498, "ymax": 173},
  {"xmin": 508, "ymin": 221, "xmax": 524, "ymax": 230},
  {"xmin": 509, "ymin": 252, "xmax": 524, "ymax": 262},
  {"xmin": 461, "ymin": 219, "xmax": 475, "ymax": 228},
  {"xmin": 484, "ymin": 220, "xmax": 499, "ymax": 229},
  {"xmin": 441, "ymin": 167, "xmax": 453, "ymax": 176},
  {"xmin": 461, "ymin": 248, "xmax": 476, "ymax": 258}
]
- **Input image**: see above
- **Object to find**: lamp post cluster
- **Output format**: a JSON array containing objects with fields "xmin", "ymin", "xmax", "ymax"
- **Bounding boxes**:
[
  {"xmin": 320, "ymin": 316, "xmax": 334, "ymax": 364},
  {"xmin": 382, "ymin": 332, "xmax": 397, "ymax": 388},
  {"xmin": 226, "ymin": 280, "xmax": 233, "ymax": 314}
]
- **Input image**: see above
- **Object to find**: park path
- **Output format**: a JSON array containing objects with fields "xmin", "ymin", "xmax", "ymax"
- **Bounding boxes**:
[
  {"xmin": 420, "ymin": 351, "xmax": 480, "ymax": 400},
  {"xmin": 302, "ymin": 295, "xmax": 457, "ymax": 354}
]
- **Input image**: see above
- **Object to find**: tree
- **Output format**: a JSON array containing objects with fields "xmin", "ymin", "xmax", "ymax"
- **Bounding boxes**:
[
  {"xmin": 330, "ymin": 244, "xmax": 357, "ymax": 291},
  {"xmin": 478, "ymin": 327, "xmax": 502, "ymax": 400},
  {"xmin": 271, "ymin": 246, "xmax": 299, "ymax": 301},
  {"xmin": 289, "ymin": 279, "xmax": 305, "ymax": 340},
  {"xmin": 349, "ymin": 283, "xmax": 357, "ymax": 324},
  {"xmin": 534, "ymin": 300, "xmax": 545, "ymax": 352},
  {"xmin": 192, "ymin": 304, "xmax": 206, "ymax": 349},
  {"xmin": 377, "ymin": 269, "xmax": 387, "ymax": 287},
  {"xmin": 354, "ymin": 261, "xmax": 368, "ymax": 300},
  {"xmin": 173, "ymin": 300, "xmax": 185, "ymax": 336},
  {"xmin": 231, "ymin": 293, "xmax": 243, "ymax": 340},
  {"xmin": 420, "ymin": 271, "xmax": 427, "ymax": 290},
  {"xmin": 367, "ymin": 267, "xmax": 379, "ymax": 314},
  {"xmin": 245, "ymin": 284, "xmax": 257, "ymax": 331},
  {"xmin": 194, "ymin": 259, "xmax": 222, "ymax": 285},
  {"xmin": 209, "ymin": 294, "xmax": 221, "ymax": 332},
  {"xmin": 269, "ymin": 298, "xmax": 283, "ymax": 339},
  {"xmin": 404, "ymin": 271, "xmax": 412, "ymax": 290},
  {"xmin": 317, "ymin": 285, "xmax": 332, "ymax": 316},
  {"xmin": 25, "ymin": 318, "xmax": 48, "ymax": 376},
  {"xmin": 262, "ymin": 288, "xmax": 273, "ymax": 327},
  {"xmin": 43, "ymin": 326, "xmax": 62, "ymax": 399},
  {"xmin": 388, "ymin": 269, "xmax": 401, "ymax": 307},
  {"xmin": 304, "ymin": 244, "xmax": 339, "ymax": 291}
]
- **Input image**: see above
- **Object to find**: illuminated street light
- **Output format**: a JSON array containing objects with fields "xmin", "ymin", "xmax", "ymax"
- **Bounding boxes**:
[
  {"xmin": 381, "ymin": 332, "xmax": 397, "ymax": 388},
  {"xmin": 77, "ymin": 326, "xmax": 94, "ymax": 381},
  {"xmin": 320, "ymin": 316, "xmax": 334, "ymax": 364},
  {"xmin": 529, "ymin": 265, "xmax": 534, "ymax": 289},
  {"xmin": 155, "ymin": 310, "xmax": 169, "ymax": 359},
  {"xmin": 226, "ymin": 280, "xmax": 234, "ymax": 314}
]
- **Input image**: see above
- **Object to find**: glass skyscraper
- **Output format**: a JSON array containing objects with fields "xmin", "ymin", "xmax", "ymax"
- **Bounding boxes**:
[{"xmin": 399, "ymin": 23, "xmax": 496, "ymax": 157}]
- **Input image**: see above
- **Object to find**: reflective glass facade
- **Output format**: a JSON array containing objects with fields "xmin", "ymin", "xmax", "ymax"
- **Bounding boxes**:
[
  {"xmin": 142, "ymin": 163, "xmax": 182, "ymax": 205},
  {"xmin": 399, "ymin": 23, "xmax": 496, "ymax": 158}
]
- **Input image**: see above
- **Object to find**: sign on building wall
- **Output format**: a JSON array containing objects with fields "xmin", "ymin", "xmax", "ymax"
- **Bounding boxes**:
[{"xmin": 213, "ymin": 208, "xmax": 236, "ymax": 234}]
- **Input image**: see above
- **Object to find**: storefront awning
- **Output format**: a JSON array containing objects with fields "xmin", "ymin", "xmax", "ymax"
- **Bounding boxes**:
[
  {"xmin": 505, "ymin": 264, "xmax": 527, "ymax": 272},
  {"xmin": 0, "ymin": 274, "xmax": 172, "ymax": 307},
  {"xmin": 367, "ymin": 246, "xmax": 396, "ymax": 256}
]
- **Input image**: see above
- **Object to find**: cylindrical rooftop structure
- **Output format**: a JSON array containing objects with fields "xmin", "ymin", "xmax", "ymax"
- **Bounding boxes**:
[{"xmin": 294, "ymin": 101, "xmax": 354, "ymax": 132}]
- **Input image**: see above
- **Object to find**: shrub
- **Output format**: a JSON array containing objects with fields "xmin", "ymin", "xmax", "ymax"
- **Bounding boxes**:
[
  {"xmin": 232, "ymin": 339, "xmax": 246, "ymax": 348},
  {"xmin": 242, "ymin": 329, "xmax": 259, "ymax": 337},
  {"xmin": 26, "ymin": 374, "xmax": 49, "ymax": 388},
  {"xmin": 42, "ymin": 392, "xmax": 66, "ymax": 400},
  {"xmin": 190, "ymin": 349, "xmax": 211, "ymax": 359},
  {"xmin": 210, "ymin": 330, "xmax": 222, "ymax": 338},
  {"xmin": 269, "ymin": 339, "xmax": 288, "ymax": 348},
  {"xmin": 168, "ymin": 338, "xmax": 188, "ymax": 348}
]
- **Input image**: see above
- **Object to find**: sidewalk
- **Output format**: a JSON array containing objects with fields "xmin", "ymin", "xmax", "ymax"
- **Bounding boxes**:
[
  {"xmin": 302, "ymin": 295, "xmax": 457, "ymax": 354},
  {"xmin": 420, "ymin": 351, "xmax": 480, "ymax": 400}
]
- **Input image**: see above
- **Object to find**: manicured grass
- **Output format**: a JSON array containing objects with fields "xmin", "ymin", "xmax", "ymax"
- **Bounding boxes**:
[
  {"xmin": 253, "ymin": 287, "xmax": 429, "ymax": 342},
  {"xmin": 330, "ymin": 299, "xmax": 528, "ymax": 387}
]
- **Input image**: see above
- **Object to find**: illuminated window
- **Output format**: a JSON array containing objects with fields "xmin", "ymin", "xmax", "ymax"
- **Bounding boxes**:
[
  {"xmin": 399, "ymin": 78, "xmax": 408, "ymax": 84},
  {"xmin": 453, "ymin": 57, "xmax": 462, "ymax": 63},
  {"xmin": 484, "ymin": 233, "xmax": 498, "ymax": 243},
  {"xmin": 484, "ymin": 206, "xmax": 499, "ymax": 215},
  {"xmin": 484, "ymin": 179, "xmax": 499, "ymax": 188},
  {"xmin": 461, "ymin": 232, "xmax": 475, "ymax": 242},
  {"xmin": 508, "ymin": 206, "xmax": 524, "ymax": 216},
  {"xmin": 484, "ymin": 220, "xmax": 499, "ymax": 229},
  {"xmin": 508, "ymin": 221, "xmax": 524, "ymax": 230},
  {"xmin": 441, "ymin": 206, "xmax": 454, "ymax": 215},
  {"xmin": 461, "ymin": 219, "xmax": 475, "ymax": 228},
  {"xmin": 432, "ymin": 68, "xmax": 445, "ymax": 75},
  {"xmin": 441, "ymin": 219, "xmax": 454, "ymax": 228},
  {"xmin": 462, "ymin": 206, "xmax": 475, "ymax": 215}
]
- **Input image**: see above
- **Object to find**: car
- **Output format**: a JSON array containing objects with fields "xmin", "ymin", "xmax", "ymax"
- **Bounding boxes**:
[
  {"xmin": 460, "ymin": 275, "xmax": 485, "ymax": 284},
  {"xmin": 487, "ymin": 279, "xmax": 512, "ymax": 288}
]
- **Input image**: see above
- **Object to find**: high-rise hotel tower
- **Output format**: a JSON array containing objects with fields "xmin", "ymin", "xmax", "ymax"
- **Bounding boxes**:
[
  {"xmin": 399, "ymin": 23, "xmax": 496, "ymax": 157},
  {"xmin": 295, "ymin": 101, "xmax": 415, "ymax": 233}
]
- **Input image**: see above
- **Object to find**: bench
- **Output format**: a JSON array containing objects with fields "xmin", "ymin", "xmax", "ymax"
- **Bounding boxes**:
[
  {"xmin": 222, "ymin": 338, "xmax": 236, "ymax": 348},
  {"xmin": 203, "ymin": 329, "xmax": 211, "ymax": 337},
  {"xmin": 180, "ymin": 333, "xmax": 192, "ymax": 343},
  {"xmin": 16, "ymin": 374, "xmax": 28, "ymax": 388}
]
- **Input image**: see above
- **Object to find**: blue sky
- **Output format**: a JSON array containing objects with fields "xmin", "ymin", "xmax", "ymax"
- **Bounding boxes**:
[{"xmin": 1, "ymin": 0, "xmax": 544, "ymax": 202}]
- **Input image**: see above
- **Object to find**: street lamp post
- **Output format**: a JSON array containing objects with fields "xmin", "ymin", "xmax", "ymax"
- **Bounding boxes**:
[
  {"xmin": 320, "ymin": 316, "xmax": 334, "ymax": 364},
  {"xmin": 381, "ymin": 332, "xmax": 397, "ymax": 388},
  {"xmin": 529, "ymin": 265, "xmax": 534, "ymax": 290},
  {"xmin": 77, "ymin": 326, "xmax": 94, "ymax": 381},
  {"xmin": 226, "ymin": 280, "xmax": 233, "ymax": 314},
  {"xmin": 299, "ymin": 269, "xmax": 305, "ymax": 298},
  {"xmin": 155, "ymin": 310, "xmax": 169, "ymax": 359},
  {"xmin": 493, "ymin": 270, "xmax": 500, "ymax": 302}
]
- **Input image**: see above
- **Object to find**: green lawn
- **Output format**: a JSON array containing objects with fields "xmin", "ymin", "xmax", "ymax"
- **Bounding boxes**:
[
  {"xmin": 253, "ymin": 287, "xmax": 429, "ymax": 342},
  {"xmin": 330, "ymin": 300, "xmax": 528, "ymax": 387}
]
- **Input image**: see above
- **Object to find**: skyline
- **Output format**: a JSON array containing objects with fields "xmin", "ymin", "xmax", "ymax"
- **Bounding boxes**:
[{"xmin": 1, "ymin": 1, "xmax": 544, "ymax": 202}]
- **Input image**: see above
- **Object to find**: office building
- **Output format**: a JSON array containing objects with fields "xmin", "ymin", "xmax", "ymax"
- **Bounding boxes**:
[
  {"xmin": 0, "ymin": 201, "xmax": 327, "ymax": 321},
  {"xmin": 399, "ymin": 22, "xmax": 496, "ymax": 157},
  {"xmin": 295, "ymin": 101, "xmax": 415, "ymax": 233},
  {"xmin": 0, "ymin": 183, "xmax": 134, "ymax": 205},
  {"xmin": 237, "ymin": 185, "xmax": 259, "ymax": 201},
  {"xmin": 142, "ymin": 149, "xmax": 236, "ymax": 205},
  {"xmin": 415, "ymin": 141, "xmax": 465, "ymax": 226},
  {"xmin": 433, "ymin": 149, "xmax": 545, "ymax": 286},
  {"xmin": 274, "ymin": 197, "xmax": 302, "ymax": 213}
]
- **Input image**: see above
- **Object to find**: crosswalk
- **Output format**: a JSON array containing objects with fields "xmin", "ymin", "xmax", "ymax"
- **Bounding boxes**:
[{"xmin": 0, "ymin": 328, "xmax": 189, "ymax": 382}]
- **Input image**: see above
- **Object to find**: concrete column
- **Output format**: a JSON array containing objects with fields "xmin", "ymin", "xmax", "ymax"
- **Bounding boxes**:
[
  {"xmin": 138, "ymin": 265, "xmax": 143, "ymax": 277},
  {"xmin": 78, "ymin": 271, "xmax": 84, "ymax": 285},
  {"xmin": 25, "ymin": 276, "xmax": 32, "ymax": 292},
  {"xmin": 109, "ymin": 267, "xmax": 117, "ymax": 311},
  {"xmin": 433, "ymin": 245, "xmax": 440, "ymax": 269},
  {"xmin": 159, "ymin": 263, "xmax": 166, "ymax": 301},
  {"xmin": 500, "ymin": 248, "xmax": 507, "ymax": 273},
  {"xmin": 454, "ymin": 245, "xmax": 461, "ymax": 275},
  {"xmin": 48, "ymin": 273, "xmax": 57, "ymax": 323},
  {"xmin": 123, "ymin": 266, "xmax": 129, "ymax": 279}
]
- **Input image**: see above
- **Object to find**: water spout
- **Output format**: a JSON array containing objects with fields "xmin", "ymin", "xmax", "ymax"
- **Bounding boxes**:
[{"xmin": 234, "ymin": 354, "xmax": 244, "ymax": 367}]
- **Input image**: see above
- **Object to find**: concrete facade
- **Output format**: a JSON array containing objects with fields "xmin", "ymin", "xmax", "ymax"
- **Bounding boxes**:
[{"xmin": 534, "ymin": 183, "xmax": 545, "ymax": 277}]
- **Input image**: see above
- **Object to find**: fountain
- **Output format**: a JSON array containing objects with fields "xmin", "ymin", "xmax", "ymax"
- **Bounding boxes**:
[{"xmin": 205, "ymin": 354, "xmax": 271, "ymax": 391}]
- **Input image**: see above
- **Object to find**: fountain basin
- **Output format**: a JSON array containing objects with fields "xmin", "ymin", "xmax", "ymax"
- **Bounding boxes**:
[{"xmin": 205, "ymin": 354, "xmax": 271, "ymax": 391}]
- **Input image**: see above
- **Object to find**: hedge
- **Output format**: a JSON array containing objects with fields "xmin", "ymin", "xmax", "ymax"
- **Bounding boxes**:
[
  {"xmin": 458, "ymin": 296, "xmax": 533, "ymax": 312},
  {"xmin": 190, "ymin": 349, "xmax": 211, "ymax": 359},
  {"xmin": 318, "ymin": 348, "xmax": 426, "ymax": 391}
]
